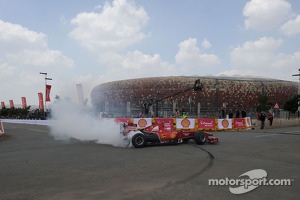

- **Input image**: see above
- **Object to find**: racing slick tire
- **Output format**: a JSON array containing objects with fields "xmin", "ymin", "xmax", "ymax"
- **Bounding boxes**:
[
  {"xmin": 132, "ymin": 133, "xmax": 146, "ymax": 148},
  {"xmin": 194, "ymin": 132, "xmax": 206, "ymax": 145}
]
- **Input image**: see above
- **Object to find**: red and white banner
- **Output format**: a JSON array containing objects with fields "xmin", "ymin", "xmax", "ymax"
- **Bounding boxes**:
[
  {"xmin": 176, "ymin": 118, "xmax": 195, "ymax": 129},
  {"xmin": 1, "ymin": 102, "xmax": 5, "ymax": 108},
  {"xmin": 154, "ymin": 118, "xmax": 174, "ymax": 129},
  {"xmin": 21, "ymin": 97, "xmax": 27, "ymax": 109},
  {"xmin": 198, "ymin": 118, "xmax": 216, "ymax": 129},
  {"xmin": 233, "ymin": 118, "xmax": 245, "ymax": 129},
  {"xmin": 76, "ymin": 84, "xmax": 84, "ymax": 106},
  {"xmin": 217, "ymin": 119, "xmax": 232, "ymax": 129},
  {"xmin": 134, "ymin": 118, "xmax": 152, "ymax": 129},
  {"xmin": 46, "ymin": 85, "xmax": 51, "ymax": 102},
  {"xmin": 115, "ymin": 118, "xmax": 132, "ymax": 123},
  {"xmin": 9, "ymin": 100, "xmax": 14, "ymax": 108},
  {"xmin": 38, "ymin": 92, "xmax": 44, "ymax": 110}
]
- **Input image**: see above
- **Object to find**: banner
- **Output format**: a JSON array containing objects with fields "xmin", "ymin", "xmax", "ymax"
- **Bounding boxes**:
[
  {"xmin": 0, "ymin": 119, "xmax": 4, "ymax": 135},
  {"xmin": 46, "ymin": 84, "xmax": 52, "ymax": 102},
  {"xmin": 38, "ymin": 92, "xmax": 44, "ymax": 110},
  {"xmin": 76, "ymin": 84, "xmax": 84, "ymax": 106},
  {"xmin": 198, "ymin": 118, "xmax": 216, "ymax": 130},
  {"xmin": 154, "ymin": 118, "xmax": 175, "ymax": 129},
  {"xmin": 115, "ymin": 118, "xmax": 132, "ymax": 123},
  {"xmin": 1, "ymin": 102, "xmax": 5, "ymax": 109},
  {"xmin": 21, "ymin": 97, "xmax": 27, "ymax": 109},
  {"xmin": 217, "ymin": 119, "xmax": 232, "ymax": 129},
  {"xmin": 9, "ymin": 100, "xmax": 14, "ymax": 108},
  {"xmin": 134, "ymin": 118, "xmax": 152, "ymax": 129},
  {"xmin": 233, "ymin": 118, "xmax": 245, "ymax": 129},
  {"xmin": 176, "ymin": 118, "xmax": 195, "ymax": 129},
  {"xmin": 245, "ymin": 117, "xmax": 252, "ymax": 127}
]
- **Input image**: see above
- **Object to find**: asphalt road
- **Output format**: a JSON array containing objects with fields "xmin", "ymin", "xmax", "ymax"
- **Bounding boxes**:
[{"xmin": 0, "ymin": 123, "xmax": 299, "ymax": 200}]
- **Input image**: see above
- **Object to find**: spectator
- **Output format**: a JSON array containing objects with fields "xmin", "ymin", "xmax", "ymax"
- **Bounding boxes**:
[
  {"xmin": 174, "ymin": 109, "xmax": 180, "ymax": 118},
  {"xmin": 228, "ymin": 109, "xmax": 233, "ymax": 118},
  {"xmin": 259, "ymin": 112, "xmax": 266, "ymax": 129},
  {"xmin": 241, "ymin": 109, "xmax": 246, "ymax": 118},
  {"xmin": 267, "ymin": 112, "xmax": 273, "ymax": 126},
  {"xmin": 235, "ymin": 109, "xmax": 240, "ymax": 118},
  {"xmin": 221, "ymin": 108, "xmax": 226, "ymax": 118}
]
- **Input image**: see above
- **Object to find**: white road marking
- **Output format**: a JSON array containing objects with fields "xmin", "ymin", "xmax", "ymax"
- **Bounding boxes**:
[
  {"xmin": 283, "ymin": 131, "xmax": 300, "ymax": 134},
  {"xmin": 28, "ymin": 129, "xmax": 48, "ymax": 133},
  {"xmin": 255, "ymin": 134, "xmax": 278, "ymax": 137}
]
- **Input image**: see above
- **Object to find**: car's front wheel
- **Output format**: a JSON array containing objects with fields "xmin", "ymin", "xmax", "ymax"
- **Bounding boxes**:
[
  {"xmin": 194, "ymin": 132, "xmax": 206, "ymax": 145},
  {"xmin": 132, "ymin": 133, "xmax": 146, "ymax": 148}
]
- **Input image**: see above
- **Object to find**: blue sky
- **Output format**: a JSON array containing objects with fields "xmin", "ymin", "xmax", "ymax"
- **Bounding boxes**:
[{"xmin": 0, "ymin": 0, "xmax": 300, "ymax": 106}]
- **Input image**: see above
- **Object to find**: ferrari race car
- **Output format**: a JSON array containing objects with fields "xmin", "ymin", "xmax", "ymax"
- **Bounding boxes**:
[{"xmin": 120, "ymin": 122, "xmax": 218, "ymax": 148}]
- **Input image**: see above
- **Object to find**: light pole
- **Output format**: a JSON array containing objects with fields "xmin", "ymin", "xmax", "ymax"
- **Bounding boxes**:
[
  {"xmin": 292, "ymin": 68, "xmax": 300, "ymax": 117},
  {"xmin": 40, "ymin": 72, "xmax": 52, "ymax": 118}
]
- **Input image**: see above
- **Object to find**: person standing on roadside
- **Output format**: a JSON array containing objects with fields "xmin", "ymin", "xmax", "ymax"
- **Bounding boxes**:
[
  {"xmin": 267, "ymin": 112, "xmax": 274, "ymax": 126},
  {"xmin": 241, "ymin": 109, "xmax": 247, "ymax": 118},
  {"xmin": 259, "ymin": 112, "xmax": 266, "ymax": 129}
]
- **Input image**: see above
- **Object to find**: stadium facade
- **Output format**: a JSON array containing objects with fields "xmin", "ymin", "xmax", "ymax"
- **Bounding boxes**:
[{"xmin": 90, "ymin": 76, "xmax": 298, "ymax": 118}]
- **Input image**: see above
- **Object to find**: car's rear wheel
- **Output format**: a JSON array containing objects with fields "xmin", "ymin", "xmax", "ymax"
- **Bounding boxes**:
[
  {"xmin": 194, "ymin": 132, "xmax": 206, "ymax": 145},
  {"xmin": 132, "ymin": 133, "xmax": 146, "ymax": 148}
]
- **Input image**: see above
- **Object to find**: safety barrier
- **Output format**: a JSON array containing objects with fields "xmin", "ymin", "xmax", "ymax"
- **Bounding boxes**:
[
  {"xmin": 0, "ymin": 119, "xmax": 4, "ymax": 136},
  {"xmin": 1, "ymin": 117, "xmax": 253, "ymax": 131},
  {"xmin": 0, "ymin": 119, "xmax": 51, "ymax": 126},
  {"xmin": 115, "ymin": 117, "xmax": 252, "ymax": 131}
]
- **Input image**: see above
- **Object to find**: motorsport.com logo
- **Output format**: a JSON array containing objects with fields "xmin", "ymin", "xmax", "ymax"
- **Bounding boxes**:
[{"xmin": 208, "ymin": 169, "xmax": 294, "ymax": 194}]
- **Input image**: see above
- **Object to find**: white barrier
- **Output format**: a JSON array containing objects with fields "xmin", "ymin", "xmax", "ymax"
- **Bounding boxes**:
[{"xmin": 1, "ymin": 119, "xmax": 51, "ymax": 125}]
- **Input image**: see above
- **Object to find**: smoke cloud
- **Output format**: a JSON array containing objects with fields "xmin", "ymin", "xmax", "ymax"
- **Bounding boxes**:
[{"xmin": 49, "ymin": 100, "xmax": 129, "ymax": 147}]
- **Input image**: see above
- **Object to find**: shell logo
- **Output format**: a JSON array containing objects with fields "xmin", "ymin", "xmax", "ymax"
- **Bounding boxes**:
[
  {"xmin": 181, "ymin": 118, "xmax": 191, "ymax": 128},
  {"xmin": 170, "ymin": 133, "xmax": 176, "ymax": 139},
  {"xmin": 138, "ymin": 119, "xmax": 147, "ymax": 127},
  {"xmin": 222, "ymin": 119, "xmax": 229, "ymax": 128}
]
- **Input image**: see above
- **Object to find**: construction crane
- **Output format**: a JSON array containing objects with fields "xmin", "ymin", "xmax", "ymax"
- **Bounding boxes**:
[{"xmin": 151, "ymin": 79, "xmax": 203, "ymax": 117}]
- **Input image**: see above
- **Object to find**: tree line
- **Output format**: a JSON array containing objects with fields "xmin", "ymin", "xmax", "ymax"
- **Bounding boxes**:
[{"xmin": 0, "ymin": 106, "xmax": 46, "ymax": 119}]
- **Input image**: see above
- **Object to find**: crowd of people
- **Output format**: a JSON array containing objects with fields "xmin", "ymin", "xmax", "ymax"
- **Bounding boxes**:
[
  {"xmin": 257, "ymin": 111, "xmax": 274, "ymax": 129},
  {"xmin": 219, "ymin": 108, "xmax": 248, "ymax": 119}
]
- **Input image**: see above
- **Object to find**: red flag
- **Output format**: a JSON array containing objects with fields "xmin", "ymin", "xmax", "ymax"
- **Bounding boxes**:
[
  {"xmin": 1, "ymin": 102, "xmax": 5, "ymax": 108},
  {"xmin": 46, "ymin": 85, "xmax": 51, "ymax": 102},
  {"xmin": 21, "ymin": 97, "xmax": 27, "ymax": 109},
  {"xmin": 9, "ymin": 100, "xmax": 14, "ymax": 108},
  {"xmin": 38, "ymin": 93, "xmax": 44, "ymax": 110}
]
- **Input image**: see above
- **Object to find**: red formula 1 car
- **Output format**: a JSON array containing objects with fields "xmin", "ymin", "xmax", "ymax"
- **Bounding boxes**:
[{"xmin": 120, "ymin": 122, "xmax": 218, "ymax": 148}]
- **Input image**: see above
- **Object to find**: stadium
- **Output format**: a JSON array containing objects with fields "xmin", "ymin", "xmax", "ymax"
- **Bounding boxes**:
[{"xmin": 90, "ymin": 76, "xmax": 298, "ymax": 118}]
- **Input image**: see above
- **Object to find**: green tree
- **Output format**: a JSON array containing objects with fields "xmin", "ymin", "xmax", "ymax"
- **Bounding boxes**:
[
  {"xmin": 284, "ymin": 95, "xmax": 300, "ymax": 114},
  {"xmin": 256, "ymin": 95, "xmax": 272, "ymax": 112},
  {"xmin": 0, "ymin": 106, "xmax": 31, "ymax": 118}
]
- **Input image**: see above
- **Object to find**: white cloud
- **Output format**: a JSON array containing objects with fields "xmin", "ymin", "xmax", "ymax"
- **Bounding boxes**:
[
  {"xmin": 226, "ymin": 37, "xmax": 300, "ymax": 80},
  {"xmin": 201, "ymin": 38, "xmax": 211, "ymax": 49},
  {"xmin": 0, "ymin": 20, "xmax": 47, "ymax": 52},
  {"xmin": 175, "ymin": 38, "xmax": 221, "ymax": 73},
  {"xmin": 243, "ymin": 0, "xmax": 291, "ymax": 31},
  {"xmin": 0, "ymin": 20, "xmax": 74, "ymax": 105},
  {"xmin": 94, "ymin": 50, "xmax": 177, "ymax": 81},
  {"xmin": 281, "ymin": 15, "xmax": 300, "ymax": 36},
  {"xmin": 69, "ymin": 0, "xmax": 148, "ymax": 52}
]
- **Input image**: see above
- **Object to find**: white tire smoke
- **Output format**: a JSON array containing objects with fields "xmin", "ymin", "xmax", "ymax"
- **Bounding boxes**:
[{"xmin": 49, "ymin": 100, "xmax": 129, "ymax": 147}]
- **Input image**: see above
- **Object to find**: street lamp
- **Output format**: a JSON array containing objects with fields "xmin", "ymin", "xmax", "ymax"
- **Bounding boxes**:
[
  {"xmin": 40, "ymin": 72, "xmax": 52, "ymax": 118},
  {"xmin": 292, "ymin": 68, "xmax": 300, "ymax": 117}
]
